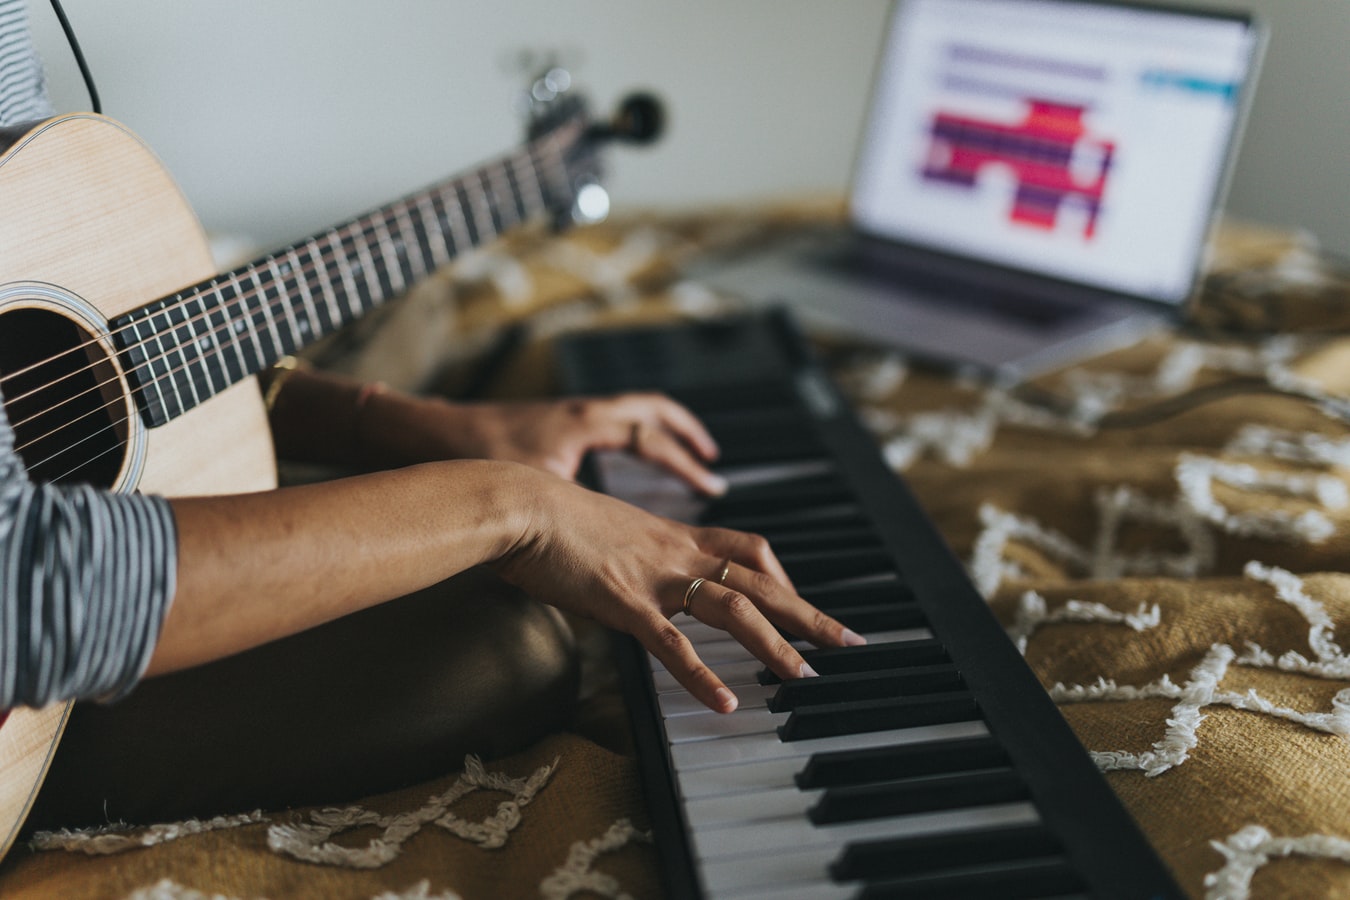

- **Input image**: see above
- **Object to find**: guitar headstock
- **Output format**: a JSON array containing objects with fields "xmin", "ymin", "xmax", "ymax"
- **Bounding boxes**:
[{"xmin": 522, "ymin": 66, "xmax": 664, "ymax": 228}]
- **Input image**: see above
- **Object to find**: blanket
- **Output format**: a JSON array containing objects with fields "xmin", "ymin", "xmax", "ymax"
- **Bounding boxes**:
[{"xmin": 3, "ymin": 206, "xmax": 1349, "ymax": 899}]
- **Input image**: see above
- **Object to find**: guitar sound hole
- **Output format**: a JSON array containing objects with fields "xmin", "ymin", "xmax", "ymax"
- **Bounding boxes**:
[{"xmin": 0, "ymin": 307, "xmax": 128, "ymax": 487}]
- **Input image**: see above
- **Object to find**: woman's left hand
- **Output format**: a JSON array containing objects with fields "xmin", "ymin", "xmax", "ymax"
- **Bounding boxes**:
[{"xmin": 369, "ymin": 392, "xmax": 728, "ymax": 496}]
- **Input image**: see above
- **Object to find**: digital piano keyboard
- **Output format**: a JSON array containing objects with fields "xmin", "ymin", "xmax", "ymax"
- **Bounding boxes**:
[{"xmin": 556, "ymin": 310, "xmax": 1181, "ymax": 899}]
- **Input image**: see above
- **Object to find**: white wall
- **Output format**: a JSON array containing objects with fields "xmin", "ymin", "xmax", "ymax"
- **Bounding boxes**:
[{"xmin": 26, "ymin": 1, "xmax": 1350, "ymax": 257}]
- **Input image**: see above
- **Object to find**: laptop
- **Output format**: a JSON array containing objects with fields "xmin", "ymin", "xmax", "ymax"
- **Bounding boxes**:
[{"xmin": 692, "ymin": 0, "xmax": 1265, "ymax": 381}]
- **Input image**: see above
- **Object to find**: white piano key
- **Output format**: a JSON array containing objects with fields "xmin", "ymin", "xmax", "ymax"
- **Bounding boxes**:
[
  {"xmin": 651, "ymin": 628, "xmax": 936, "ymax": 673},
  {"xmin": 699, "ymin": 846, "xmax": 841, "ymax": 895},
  {"xmin": 678, "ymin": 756, "xmax": 804, "ymax": 800},
  {"xmin": 664, "ymin": 707, "xmax": 786, "ymax": 743},
  {"xmin": 660, "ymin": 682, "xmax": 777, "ymax": 718},
  {"xmin": 719, "ymin": 458, "xmax": 836, "ymax": 488},
  {"xmin": 713, "ymin": 879, "xmax": 852, "ymax": 900},
  {"xmin": 652, "ymin": 660, "xmax": 762, "ymax": 693},
  {"xmin": 595, "ymin": 453, "xmax": 836, "ymax": 525},
  {"xmin": 691, "ymin": 801, "xmax": 1039, "ymax": 861},
  {"xmin": 671, "ymin": 719, "xmax": 989, "ymax": 771},
  {"xmin": 686, "ymin": 785, "xmax": 823, "ymax": 829}
]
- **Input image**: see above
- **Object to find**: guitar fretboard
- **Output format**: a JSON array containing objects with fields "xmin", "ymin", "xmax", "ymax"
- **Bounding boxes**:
[{"xmin": 113, "ymin": 119, "xmax": 581, "ymax": 427}]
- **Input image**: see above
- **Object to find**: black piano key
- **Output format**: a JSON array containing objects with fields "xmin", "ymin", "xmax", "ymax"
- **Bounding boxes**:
[
  {"xmin": 669, "ymin": 381, "xmax": 798, "ymax": 413},
  {"xmin": 831, "ymin": 822, "xmax": 1062, "ymax": 882},
  {"xmin": 759, "ymin": 638, "xmax": 949, "ymax": 684},
  {"xmin": 712, "ymin": 428, "xmax": 827, "ymax": 467},
  {"xmin": 808, "ymin": 767, "xmax": 1027, "ymax": 824},
  {"xmin": 798, "ymin": 577, "xmax": 916, "ymax": 611},
  {"xmin": 764, "ymin": 525, "xmax": 882, "ymax": 554},
  {"xmin": 768, "ymin": 664, "xmax": 961, "ymax": 712},
  {"xmin": 701, "ymin": 475, "xmax": 853, "ymax": 521},
  {"xmin": 712, "ymin": 504, "xmax": 868, "ymax": 536},
  {"xmin": 778, "ymin": 601, "xmax": 926, "ymax": 640},
  {"xmin": 797, "ymin": 734, "xmax": 1010, "ymax": 789},
  {"xmin": 778, "ymin": 690, "xmax": 979, "ymax": 741},
  {"xmin": 776, "ymin": 547, "xmax": 896, "ymax": 587},
  {"xmin": 856, "ymin": 856, "xmax": 1085, "ymax": 900}
]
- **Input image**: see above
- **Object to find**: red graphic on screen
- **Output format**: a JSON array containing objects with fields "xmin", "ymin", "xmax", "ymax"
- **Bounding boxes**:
[{"xmin": 922, "ymin": 99, "xmax": 1115, "ymax": 239}]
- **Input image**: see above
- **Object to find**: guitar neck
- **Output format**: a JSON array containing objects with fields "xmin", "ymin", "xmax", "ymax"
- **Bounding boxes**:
[{"xmin": 112, "ymin": 118, "xmax": 583, "ymax": 428}]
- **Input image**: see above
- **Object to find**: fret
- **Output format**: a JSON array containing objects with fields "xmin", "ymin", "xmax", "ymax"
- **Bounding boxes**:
[
  {"xmin": 534, "ymin": 139, "xmax": 573, "ymax": 216},
  {"xmin": 208, "ymin": 277, "xmax": 249, "ymax": 386},
  {"xmin": 158, "ymin": 299, "xmax": 193, "ymax": 418},
  {"xmin": 266, "ymin": 255, "xmax": 308, "ymax": 351},
  {"xmin": 247, "ymin": 266, "xmax": 287, "ymax": 366},
  {"xmin": 454, "ymin": 180, "xmax": 484, "ymax": 247},
  {"xmin": 436, "ymin": 186, "xmax": 474, "ymax": 259},
  {"xmin": 343, "ymin": 225, "xmax": 383, "ymax": 315},
  {"xmin": 125, "ymin": 316, "xmax": 169, "ymax": 426},
  {"xmin": 185, "ymin": 290, "xmax": 224, "ymax": 398},
  {"xmin": 511, "ymin": 149, "xmax": 547, "ymax": 219},
  {"xmin": 304, "ymin": 237, "xmax": 344, "ymax": 328},
  {"xmin": 470, "ymin": 170, "xmax": 501, "ymax": 241},
  {"xmin": 486, "ymin": 162, "xmax": 519, "ymax": 232},
  {"xmin": 324, "ymin": 229, "xmax": 364, "ymax": 324},
  {"xmin": 413, "ymin": 191, "xmax": 451, "ymax": 270},
  {"xmin": 227, "ymin": 271, "xmax": 266, "ymax": 375},
  {"xmin": 286, "ymin": 246, "xmax": 331, "ymax": 340},
  {"xmin": 391, "ymin": 200, "xmax": 431, "ymax": 281},
  {"xmin": 370, "ymin": 213, "xmax": 408, "ymax": 296},
  {"xmin": 498, "ymin": 155, "xmax": 529, "ymax": 225}
]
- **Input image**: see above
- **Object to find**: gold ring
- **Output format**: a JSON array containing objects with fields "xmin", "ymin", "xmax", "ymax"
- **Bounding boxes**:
[
  {"xmin": 682, "ymin": 577, "xmax": 706, "ymax": 617},
  {"xmin": 717, "ymin": 560, "xmax": 732, "ymax": 584},
  {"xmin": 629, "ymin": 422, "xmax": 644, "ymax": 452}
]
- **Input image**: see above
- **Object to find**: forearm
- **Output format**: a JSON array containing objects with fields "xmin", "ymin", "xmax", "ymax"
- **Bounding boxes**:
[{"xmin": 149, "ymin": 459, "xmax": 530, "ymax": 676}]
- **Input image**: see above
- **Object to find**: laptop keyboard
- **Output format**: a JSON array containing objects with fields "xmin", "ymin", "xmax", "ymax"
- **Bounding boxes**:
[{"xmin": 809, "ymin": 242, "xmax": 1087, "ymax": 330}]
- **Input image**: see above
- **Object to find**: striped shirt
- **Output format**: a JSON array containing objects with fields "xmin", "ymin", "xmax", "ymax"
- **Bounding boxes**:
[
  {"xmin": 1, "ymin": 0, "xmax": 177, "ymax": 708},
  {"xmin": 0, "ymin": 0, "xmax": 52, "ymax": 125}
]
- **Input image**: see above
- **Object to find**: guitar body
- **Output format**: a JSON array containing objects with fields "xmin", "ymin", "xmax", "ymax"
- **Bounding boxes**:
[{"xmin": 0, "ymin": 115, "xmax": 277, "ymax": 853}]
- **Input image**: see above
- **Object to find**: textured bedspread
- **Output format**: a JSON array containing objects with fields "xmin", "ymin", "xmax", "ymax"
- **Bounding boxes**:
[{"xmin": 3, "ymin": 207, "xmax": 1349, "ymax": 899}]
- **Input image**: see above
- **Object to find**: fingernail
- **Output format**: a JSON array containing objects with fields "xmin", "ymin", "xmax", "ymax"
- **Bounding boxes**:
[
  {"xmin": 841, "ymin": 628, "xmax": 867, "ymax": 647},
  {"xmin": 714, "ymin": 687, "xmax": 739, "ymax": 712},
  {"xmin": 799, "ymin": 662, "xmax": 819, "ymax": 678},
  {"xmin": 705, "ymin": 474, "xmax": 729, "ymax": 496}
]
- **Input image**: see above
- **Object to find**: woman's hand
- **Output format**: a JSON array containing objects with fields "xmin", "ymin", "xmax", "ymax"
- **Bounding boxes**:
[
  {"xmin": 268, "ymin": 368, "xmax": 726, "ymax": 496},
  {"xmin": 368, "ymin": 391, "xmax": 729, "ymax": 496},
  {"xmin": 492, "ymin": 469, "xmax": 863, "ymax": 713}
]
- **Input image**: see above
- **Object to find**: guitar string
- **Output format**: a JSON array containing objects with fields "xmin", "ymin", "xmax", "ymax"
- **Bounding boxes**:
[
  {"xmin": 0, "ymin": 139, "xmax": 560, "ymax": 419},
  {"xmin": 20, "ymin": 140, "xmax": 573, "ymax": 481},
  {"xmin": 26, "ymin": 136, "xmax": 578, "ymax": 486},
  {"xmin": 14, "ymin": 138, "xmax": 579, "ymax": 481},
  {"xmin": 9, "ymin": 129, "xmax": 579, "ymax": 457},
  {"xmin": 3, "ymin": 133, "xmax": 574, "ymax": 456},
  {"xmin": 0, "ymin": 126, "xmax": 575, "ymax": 410}
]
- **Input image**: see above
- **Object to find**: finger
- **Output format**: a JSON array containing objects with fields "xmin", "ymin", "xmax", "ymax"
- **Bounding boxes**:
[
  {"xmin": 687, "ymin": 581, "xmax": 816, "ymax": 682},
  {"xmin": 698, "ymin": 526, "xmax": 794, "ymax": 589},
  {"xmin": 640, "ymin": 613, "xmax": 740, "ymax": 713},
  {"xmin": 632, "ymin": 425, "xmax": 728, "ymax": 497},
  {"xmin": 611, "ymin": 393, "xmax": 720, "ymax": 462},
  {"xmin": 648, "ymin": 395, "xmax": 720, "ymax": 462},
  {"xmin": 722, "ymin": 562, "xmax": 866, "ymax": 649}
]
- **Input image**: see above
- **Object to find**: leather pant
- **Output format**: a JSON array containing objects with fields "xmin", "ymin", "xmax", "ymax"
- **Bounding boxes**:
[{"xmin": 24, "ymin": 567, "xmax": 579, "ymax": 830}]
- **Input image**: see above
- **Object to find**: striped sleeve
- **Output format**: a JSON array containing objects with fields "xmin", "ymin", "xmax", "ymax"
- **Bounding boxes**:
[
  {"xmin": 0, "ymin": 0, "xmax": 53, "ymax": 128},
  {"xmin": 0, "ymin": 392, "xmax": 178, "ymax": 709}
]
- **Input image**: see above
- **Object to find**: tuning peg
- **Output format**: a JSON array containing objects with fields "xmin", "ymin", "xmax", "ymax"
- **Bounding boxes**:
[{"xmin": 589, "ymin": 93, "xmax": 665, "ymax": 145}]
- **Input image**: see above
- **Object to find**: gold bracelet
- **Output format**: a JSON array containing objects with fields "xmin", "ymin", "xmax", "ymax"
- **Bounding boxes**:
[{"xmin": 261, "ymin": 355, "xmax": 307, "ymax": 413}]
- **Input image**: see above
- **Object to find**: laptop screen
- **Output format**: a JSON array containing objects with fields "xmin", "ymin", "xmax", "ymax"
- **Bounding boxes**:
[{"xmin": 850, "ymin": 0, "xmax": 1260, "ymax": 305}]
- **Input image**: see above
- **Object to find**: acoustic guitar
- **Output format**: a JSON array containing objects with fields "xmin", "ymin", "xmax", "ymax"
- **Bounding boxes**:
[{"xmin": 0, "ymin": 83, "xmax": 660, "ymax": 856}]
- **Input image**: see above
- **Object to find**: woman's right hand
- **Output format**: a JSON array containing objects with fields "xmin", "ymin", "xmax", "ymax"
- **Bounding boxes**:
[{"xmin": 491, "ymin": 467, "xmax": 863, "ymax": 713}]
